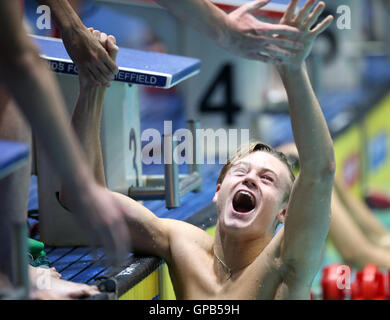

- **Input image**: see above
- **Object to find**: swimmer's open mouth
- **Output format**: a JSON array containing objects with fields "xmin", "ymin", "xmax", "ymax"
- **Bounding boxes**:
[{"xmin": 232, "ymin": 190, "xmax": 256, "ymax": 214}]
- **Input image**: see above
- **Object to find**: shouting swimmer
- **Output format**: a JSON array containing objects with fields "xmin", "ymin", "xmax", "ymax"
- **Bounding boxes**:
[{"xmin": 61, "ymin": 0, "xmax": 335, "ymax": 299}]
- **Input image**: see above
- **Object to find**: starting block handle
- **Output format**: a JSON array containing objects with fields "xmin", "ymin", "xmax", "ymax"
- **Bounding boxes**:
[
  {"xmin": 128, "ymin": 120, "xmax": 203, "ymax": 208},
  {"xmin": 163, "ymin": 134, "xmax": 180, "ymax": 208}
]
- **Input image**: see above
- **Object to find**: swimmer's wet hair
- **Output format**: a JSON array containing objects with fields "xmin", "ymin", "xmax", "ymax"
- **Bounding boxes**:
[{"xmin": 217, "ymin": 141, "xmax": 296, "ymax": 203}]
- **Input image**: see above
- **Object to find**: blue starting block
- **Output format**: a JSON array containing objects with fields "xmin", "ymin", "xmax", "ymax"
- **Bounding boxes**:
[
  {"xmin": 32, "ymin": 35, "xmax": 203, "ymax": 246},
  {"xmin": 0, "ymin": 139, "xmax": 29, "ymax": 180},
  {"xmin": 33, "ymin": 35, "xmax": 201, "ymax": 89},
  {"xmin": 0, "ymin": 139, "xmax": 30, "ymax": 299}
]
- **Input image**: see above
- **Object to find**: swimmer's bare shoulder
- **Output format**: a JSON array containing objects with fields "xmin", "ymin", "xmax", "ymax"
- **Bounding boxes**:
[
  {"xmin": 111, "ymin": 191, "xmax": 212, "ymax": 259},
  {"xmin": 112, "ymin": 191, "xmax": 217, "ymax": 298}
]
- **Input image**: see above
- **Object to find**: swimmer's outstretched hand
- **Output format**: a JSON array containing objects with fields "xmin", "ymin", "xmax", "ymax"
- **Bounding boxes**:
[
  {"xmin": 89, "ymin": 28, "xmax": 119, "ymax": 62},
  {"xmin": 62, "ymin": 183, "xmax": 132, "ymax": 267},
  {"xmin": 79, "ymin": 28, "xmax": 119, "ymax": 88},
  {"xmin": 277, "ymin": 0, "xmax": 334, "ymax": 68},
  {"xmin": 62, "ymin": 24, "xmax": 118, "ymax": 88},
  {"xmin": 218, "ymin": 0, "xmax": 304, "ymax": 64}
]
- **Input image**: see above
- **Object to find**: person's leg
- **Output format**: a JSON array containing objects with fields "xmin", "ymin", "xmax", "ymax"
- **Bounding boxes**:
[
  {"xmin": 330, "ymin": 189, "xmax": 390, "ymax": 269},
  {"xmin": 334, "ymin": 176, "xmax": 390, "ymax": 249},
  {"xmin": 0, "ymin": 86, "xmax": 32, "ymax": 287}
]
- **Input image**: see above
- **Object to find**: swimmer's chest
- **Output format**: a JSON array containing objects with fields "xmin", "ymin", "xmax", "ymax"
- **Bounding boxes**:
[{"xmin": 169, "ymin": 242, "xmax": 283, "ymax": 299}]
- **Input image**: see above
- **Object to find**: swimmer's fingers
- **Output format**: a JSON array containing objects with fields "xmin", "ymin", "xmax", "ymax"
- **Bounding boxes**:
[
  {"xmin": 232, "ymin": 0, "xmax": 271, "ymax": 18},
  {"xmin": 281, "ymin": 0, "xmax": 299, "ymax": 23},
  {"xmin": 91, "ymin": 30, "xmax": 116, "ymax": 87},
  {"xmin": 62, "ymin": 25, "xmax": 115, "ymax": 87},
  {"xmin": 50, "ymin": 268, "xmax": 62, "ymax": 279},
  {"xmin": 294, "ymin": 0, "xmax": 316, "ymax": 26},
  {"xmin": 106, "ymin": 35, "xmax": 119, "ymax": 62},
  {"xmin": 98, "ymin": 33, "xmax": 119, "ymax": 85},
  {"xmin": 303, "ymin": 1, "xmax": 325, "ymax": 31},
  {"xmin": 310, "ymin": 15, "xmax": 334, "ymax": 36}
]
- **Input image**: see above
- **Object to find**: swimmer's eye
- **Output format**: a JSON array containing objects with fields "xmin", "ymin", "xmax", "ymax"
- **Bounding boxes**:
[
  {"xmin": 260, "ymin": 175, "xmax": 274, "ymax": 183},
  {"xmin": 232, "ymin": 167, "xmax": 247, "ymax": 175}
]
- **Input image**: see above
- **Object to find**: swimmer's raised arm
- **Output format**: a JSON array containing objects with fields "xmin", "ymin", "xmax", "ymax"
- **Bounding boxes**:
[
  {"xmin": 153, "ymin": 0, "xmax": 303, "ymax": 64},
  {"xmin": 63, "ymin": 29, "xmax": 180, "ymax": 261},
  {"xmin": 274, "ymin": 0, "xmax": 335, "ymax": 291}
]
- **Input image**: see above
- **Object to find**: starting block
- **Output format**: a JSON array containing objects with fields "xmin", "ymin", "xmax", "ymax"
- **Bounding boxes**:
[
  {"xmin": 0, "ymin": 140, "xmax": 30, "ymax": 299},
  {"xmin": 32, "ymin": 35, "xmax": 202, "ymax": 246},
  {"xmin": 0, "ymin": 140, "xmax": 29, "ymax": 180}
]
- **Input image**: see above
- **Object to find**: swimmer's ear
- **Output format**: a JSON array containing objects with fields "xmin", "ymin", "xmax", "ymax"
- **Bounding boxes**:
[
  {"xmin": 276, "ymin": 208, "xmax": 287, "ymax": 224},
  {"xmin": 212, "ymin": 184, "xmax": 221, "ymax": 203}
]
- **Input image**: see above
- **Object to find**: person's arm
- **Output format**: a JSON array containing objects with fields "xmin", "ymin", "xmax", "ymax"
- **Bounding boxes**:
[
  {"xmin": 0, "ymin": 1, "xmax": 130, "ymax": 266},
  {"xmin": 62, "ymin": 29, "xmax": 177, "ymax": 260},
  {"xmin": 154, "ymin": 0, "xmax": 303, "ymax": 64},
  {"xmin": 35, "ymin": 0, "xmax": 118, "ymax": 87},
  {"xmin": 334, "ymin": 176, "xmax": 390, "ymax": 248},
  {"xmin": 329, "ymin": 188, "xmax": 390, "ymax": 270},
  {"xmin": 275, "ymin": 0, "xmax": 335, "ymax": 284}
]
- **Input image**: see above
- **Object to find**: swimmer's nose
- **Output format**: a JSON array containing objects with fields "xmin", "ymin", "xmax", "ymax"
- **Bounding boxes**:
[{"xmin": 243, "ymin": 177, "xmax": 257, "ymax": 190}]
